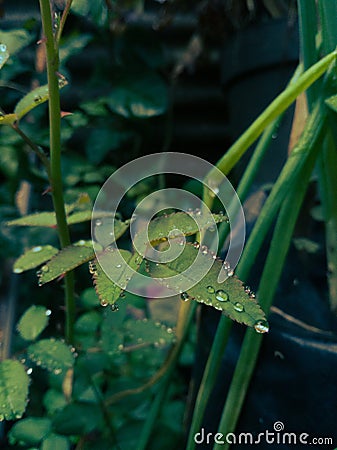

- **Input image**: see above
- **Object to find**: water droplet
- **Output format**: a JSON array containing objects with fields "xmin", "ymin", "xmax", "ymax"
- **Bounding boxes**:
[
  {"xmin": 54, "ymin": 368, "xmax": 62, "ymax": 375},
  {"xmin": 201, "ymin": 245, "xmax": 208, "ymax": 255},
  {"xmin": 0, "ymin": 44, "xmax": 7, "ymax": 52},
  {"xmin": 26, "ymin": 368, "xmax": 33, "ymax": 375},
  {"xmin": 111, "ymin": 304, "xmax": 119, "ymax": 312},
  {"xmin": 41, "ymin": 265, "xmax": 49, "ymax": 273},
  {"xmin": 32, "ymin": 246, "xmax": 43, "ymax": 253},
  {"xmin": 193, "ymin": 242, "xmax": 200, "ymax": 249},
  {"xmin": 45, "ymin": 309, "xmax": 52, "ymax": 316},
  {"xmin": 14, "ymin": 267, "xmax": 23, "ymax": 274},
  {"xmin": 77, "ymin": 240, "xmax": 86, "ymax": 246},
  {"xmin": 118, "ymin": 344, "xmax": 124, "ymax": 351},
  {"xmin": 180, "ymin": 292, "xmax": 189, "ymax": 301},
  {"xmin": 116, "ymin": 263, "xmax": 122, "ymax": 268},
  {"xmin": 207, "ymin": 286, "xmax": 215, "ymax": 294},
  {"xmin": 213, "ymin": 302, "xmax": 222, "ymax": 310},
  {"xmin": 100, "ymin": 299, "xmax": 108, "ymax": 307},
  {"xmin": 227, "ymin": 269, "xmax": 234, "ymax": 277},
  {"xmin": 215, "ymin": 289, "xmax": 229, "ymax": 302},
  {"xmin": 234, "ymin": 302, "xmax": 244, "ymax": 312},
  {"xmin": 254, "ymin": 320, "xmax": 269, "ymax": 334},
  {"xmin": 89, "ymin": 261, "xmax": 97, "ymax": 274},
  {"xmin": 34, "ymin": 95, "xmax": 43, "ymax": 103},
  {"xmin": 95, "ymin": 219, "xmax": 102, "ymax": 226}
]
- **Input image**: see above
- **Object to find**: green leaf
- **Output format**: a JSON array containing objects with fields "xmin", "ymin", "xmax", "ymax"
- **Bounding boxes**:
[
  {"xmin": 74, "ymin": 311, "xmax": 101, "ymax": 334},
  {"xmin": 93, "ymin": 217, "xmax": 130, "ymax": 248},
  {"xmin": 7, "ymin": 212, "xmax": 61, "ymax": 227},
  {"xmin": 134, "ymin": 211, "xmax": 227, "ymax": 249},
  {"xmin": 79, "ymin": 288, "xmax": 99, "ymax": 309},
  {"xmin": 0, "ymin": 29, "xmax": 33, "ymax": 55},
  {"xmin": 106, "ymin": 70, "xmax": 168, "ymax": 118},
  {"xmin": 124, "ymin": 318, "xmax": 176, "ymax": 349},
  {"xmin": 41, "ymin": 433, "xmax": 70, "ymax": 450},
  {"xmin": 14, "ymin": 80, "xmax": 68, "ymax": 121},
  {"xmin": 37, "ymin": 243, "xmax": 95, "ymax": 285},
  {"xmin": 91, "ymin": 250, "xmax": 142, "ymax": 306},
  {"xmin": 85, "ymin": 127, "xmax": 132, "ymax": 164},
  {"xmin": 0, "ymin": 42, "xmax": 9, "ymax": 69},
  {"xmin": 27, "ymin": 339, "xmax": 74, "ymax": 374},
  {"xmin": 0, "ymin": 360, "xmax": 30, "ymax": 421},
  {"xmin": 52, "ymin": 403, "xmax": 104, "ymax": 436},
  {"xmin": 43, "ymin": 389, "xmax": 67, "ymax": 415},
  {"xmin": 17, "ymin": 305, "xmax": 50, "ymax": 341},
  {"xmin": 0, "ymin": 113, "xmax": 17, "ymax": 125},
  {"xmin": 13, "ymin": 245, "xmax": 59, "ymax": 274},
  {"xmin": 6, "ymin": 209, "xmax": 122, "ymax": 228},
  {"xmin": 148, "ymin": 242, "xmax": 268, "ymax": 331},
  {"xmin": 8, "ymin": 418, "xmax": 51, "ymax": 446}
]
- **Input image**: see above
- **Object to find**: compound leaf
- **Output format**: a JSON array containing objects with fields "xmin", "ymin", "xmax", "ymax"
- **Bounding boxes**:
[
  {"xmin": 0, "ymin": 359, "xmax": 30, "ymax": 421},
  {"xmin": 148, "ymin": 242, "xmax": 268, "ymax": 332}
]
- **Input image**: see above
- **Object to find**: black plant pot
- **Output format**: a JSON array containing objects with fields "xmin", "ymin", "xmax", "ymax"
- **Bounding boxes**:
[{"xmin": 186, "ymin": 18, "xmax": 337, "ymax": 450}]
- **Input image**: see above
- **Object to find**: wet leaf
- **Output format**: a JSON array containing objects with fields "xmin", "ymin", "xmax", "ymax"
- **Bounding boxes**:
[
  {"xmin": 27, "ymin": 339, "xmax": 74, "ymax": 374},
  {"xmin": 37, "ymin": 243, "xmax": 95, "ymax": 285},
  {"xmin": 91, "ymin": 249, "xmax": 142, "ymax": 306},
  {"xmin": 0, "ymin": 360, "xmax": 30, "ymax": 421},
  {"xmin": 13, "ymin": 245, "xmax": 59, "ymax": 273},
  {"xmin": 135, "ymin": 211, "xmax": 227, "ymax": 248},
  {"xmin": 8, "ymin": 418, "xmax": 51, "ymax": 446},
  {"xmin": 17, "ymin": 305, "xmax": 50, "ymax": 341},
  {"xmin": 92, "ymin": 217, "xmax": 130, "ymax": 248},
  {"xmin": 148, "ymin": 242, "xmax": 268, "ymax": 330},
  {"xmin": 124, "ymin": 319, "xmax": 176, "ymax": 349}
]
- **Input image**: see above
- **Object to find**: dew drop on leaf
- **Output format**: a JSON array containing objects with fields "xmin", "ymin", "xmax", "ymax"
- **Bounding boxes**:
[
  {"xmin": 95, "ymin": 219, "xmax": 102, "ymax": 226},
  {"xmin": 100, "ymin": 299, "xmax": 108, "ymax": 307},
  {"xmin": 14, "ymin": 267, "xmax": 23, "ymax": 274},
  {"xmin": 180, "ymin": 292, "xmax": 189, "ymax": 301},
  {"xmin": 207, "ymin": 285, "xmax": 215, "ymax": 294},
  {"xmin": 215, "ymin": 289, "xmax": 229, "ymax": 302},
  {"xmin": 32, "ymin": 246, "xmax": 43, "ymax": 253},
  {"xmin": 234, "ymin": 302, "xmax": 244, "ymax": 312},
  {"xmin": 41, "ymin": 265, "xmax": 49, "ymax": 273},
  {"xmin": 254, "ymin": 319, "xmax": 269, "ymax": 333},
  {"xmin": 111, "ymin": 304, "xmax": 119, "ymax": 312}
]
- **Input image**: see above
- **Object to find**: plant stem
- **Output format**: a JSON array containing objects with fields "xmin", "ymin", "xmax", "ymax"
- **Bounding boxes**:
[
  {"xmin": 297, "ymin": 0, "xmax": 319, "ymax": 107},
  {"xmin": 137, "ymin": 301, "xmax": 196, "ymax": 450},
  {"xmin": 237, "ymin": 104, "xmax": 326, "ymax": 282},
  {"xmin": 317, "ymin": 131, "xmax": 337, "ymax": 313},
  {"xmin": 56, "ymin": 0, "xmax": 74, "ymax": 44},
  {"xmin": 213, "ymin": 109, "xmax": 324, "ymax": 450},
  {"xmin": 39, "ymin": 0, "xmax": 75, "ymax": 344},
  {"xmin": 203, "ymin": 50, "xmax": 336, "ymax": 209}
]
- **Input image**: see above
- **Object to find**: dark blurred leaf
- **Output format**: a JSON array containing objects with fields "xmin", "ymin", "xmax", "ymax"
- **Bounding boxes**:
[
  {"xmin": 106, "ymin": 70, "xmax": 168, "ymax": 118},
  {"xmin": 8, "ymin": 418, "xmax": 51, "ymax": 446}
]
